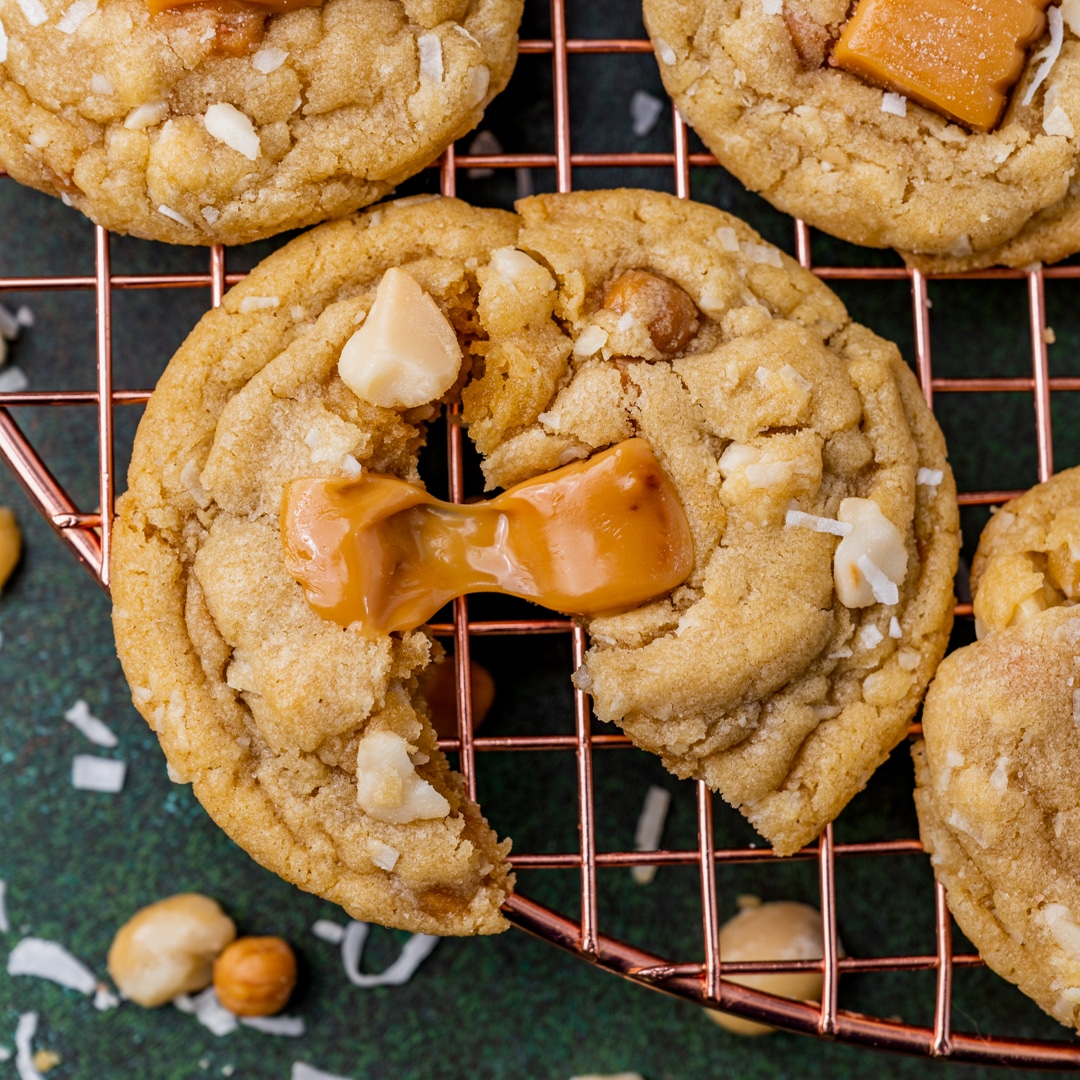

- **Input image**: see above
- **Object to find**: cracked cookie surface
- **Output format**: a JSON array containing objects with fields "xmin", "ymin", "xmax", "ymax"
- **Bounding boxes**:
[
  {"xmin": 0, "ymin": 0, "xmax": 520, "ymax": 244},
  {"xmin": 915, "ymin": 467, "xmax": 1080, "ymax": 1032},
  {"xmin": 643, "ymin": 0, "xmax": 1080, "ymax": 270}
]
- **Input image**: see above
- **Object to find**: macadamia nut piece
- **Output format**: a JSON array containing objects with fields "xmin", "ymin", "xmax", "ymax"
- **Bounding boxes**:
[
  {"xmin": 706, "ymin": 901, "xmax": 832, "ymax": 1037},
  {"xmin": 0, "ymin": 506, "xmax": 22, "ymax": 589},
  {"xmin": 833, "ymin": 497, "xmax": 907, "ymax": 607},
  {"xmin": 107, "ymin": 894, "xmax": 236, "ymax": 1007}
]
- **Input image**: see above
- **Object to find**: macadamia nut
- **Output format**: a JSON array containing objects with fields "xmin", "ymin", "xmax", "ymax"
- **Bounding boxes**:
[
  {"xmin": 0, "ymin": 506, "xmax": 22, "ymax": 590},
  {"xmin": 107, "ymin": 894, "xmax": 236, "ymax": 1007}
]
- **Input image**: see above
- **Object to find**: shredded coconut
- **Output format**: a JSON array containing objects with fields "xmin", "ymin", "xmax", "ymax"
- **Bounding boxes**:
[
  {"xmin": 630, "ymin": 90, "xmax": 664, "ymax": 137},
  {"xmin": 1023, "ymin": 6, "xmax": 1064, "ymax": 107},
  {"xmin": 631, "ymin": 785, "xmax": 671, "ymax": 885},
  {"xmin": 1045, "ymin": 104, "xmax": 1075, "ymax": 138},
  {"xmin": 0, "ymin": 20, "xmax": 8, "ymax": 62},
  {"xmin": 785, "ymin": 508, "xmax": 852, "ymax": 537},
  {"xmin": 573, "ymin": 324, "xmax": 608, "ymax": 357},
  {"xmin": 157, "ymin": 205, "xmax": 192, "ymax": 229},
  {"xmin": 916, "ymin": 467, "xmax": 943, "ymax": 488},
  {"xmin": 341, "ymin": 454, "xmax": 362, "ymax": 479},
  {"xmin": 292, "ymin": 1065, "xmax": 355, "ymax": 1080},
  {"xmin": 368, "ymin": 840, "xmax": 400, "ymax": 872},
  {"xmin": 654, "ymin": 37, "xmax": 676, "ymax": 65},
  {"xmin": 760, "ymin": 0, "xmax": 782, "ymax": 12},
  {"xmin": 57, "ymin": 0, "xmax": 97, "ymax": 31},
  {"xmin": 857, "ymin": 554, "xmax": 899, "ymax": 606},
  {"xmin": 63, "ymin": 699, "xmax": 117, "ymax": 748},
  {"xmin": 240, "ymin": 1015, "xmax": 305, "ymax": 1037},
  {"xmin": 252, "ymin": 47, "xmax": 288, "ymax": 74},
  {"xmin": 311, "ymin": 919, "xmax": 347, "ymax": 944},
  {"xmin": 0, "ymin": 366, "xmax": 29, "ymax": 393},
  {"xmin": 174, "ymin": 988, "xmax": 238, "ymax": 1037},
  {"xmin": 93, "ymin": 986, "xmax": 119, "ymax": 1011},
  {"xmin": 71, "ymin": 755, "xmax": 126, "ymax": 793},
  {"xmin": 0, "ymin": 880, "xmax": 7, "ymax": 932},
  {"xmin": 858, "ymin": 625, "xmax": 884, "ymax": 650},
  {"xmin": 238, "ymin": 295, "xmax": 280, "ymax": 314},
  {"xmin": 743, "ymin": 242, "xmax": 783, "ymax": 267},
  {"xmin": 418, "ymin": 33, "xmax": 443, "ymax": 82},
  {"xmin": 880, "ymin": 92, "xmax": 907, "ymax": 117},
  {"xmin": 15, "ymin": 0, "xmax": 46, "ymax": 26},
  {"xmin": 90, "ymin": 73, "xmax": 113, "ymax": 95},
  {"xmin": 125, "ymin": 102, "xmax": 167, "ymax": 130},
  {"xmin": 340, "ymin": 921, "xmax": 439, "ymax": 987},
  {"xmin": 8, "ymin": 939, "xmax": 97, "ymax": 994},
  {"xmin": 989, "ymin": 756, "xmax": 1010, "ymax": 792},
  {"xmin": 15, "ymin": 1013, "xmax": 42, "ymax": 1080},
  {"xmin": 889, "ymin": 616, "xmax": 902, "ymax": 639},
  {"xmin": 204, "ymin": 103, "xmax": 261, "ymax": 160}
]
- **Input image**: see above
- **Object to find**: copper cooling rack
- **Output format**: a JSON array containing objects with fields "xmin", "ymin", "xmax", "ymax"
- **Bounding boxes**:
[{"xmin": 3, "ymin": 0, "xmax": 1080, "ymax": 1068}]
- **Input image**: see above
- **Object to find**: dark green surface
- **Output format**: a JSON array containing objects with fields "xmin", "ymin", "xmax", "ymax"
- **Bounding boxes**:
[{"xmin": 3, "ymin": 0, "xmax": 1080, "ymax": 1074}]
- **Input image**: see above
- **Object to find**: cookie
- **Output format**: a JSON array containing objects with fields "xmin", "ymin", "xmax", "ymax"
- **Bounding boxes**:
[
  {"xmin": 461, "ymin": 188, "xmax": 958, "ymax": 857},
  {"xmin": 0, "ymin": 0, "xmax": 521, "ymax": 244},
  {"xmin": 915, "ymin": 467, "xmax": 1080, "ymax": 1032},
  {"xmin": 643, "ymin": 0, "xmax": 1080, "ymax": 271},
  {"xmin": 111, "ymin": 195, "xmax": 521, "ymax": 935}
]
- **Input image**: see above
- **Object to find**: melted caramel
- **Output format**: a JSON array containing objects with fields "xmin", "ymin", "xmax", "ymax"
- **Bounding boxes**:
[
  {"xmin": 834, "ymin": 0, "xmax": 1051, "ymax": 131},
  {"xmin": 147, "ymin": 0, "xmax": 319, "ymax": 17},
  {"xmin": 281, "ymin": 439, "xmax": 694, "ymax": 635}
]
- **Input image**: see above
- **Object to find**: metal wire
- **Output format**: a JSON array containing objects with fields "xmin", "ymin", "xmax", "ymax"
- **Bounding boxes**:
[{"xmin": 1, "ymin": 0, "xmax": 1079, "ymax": 1066}]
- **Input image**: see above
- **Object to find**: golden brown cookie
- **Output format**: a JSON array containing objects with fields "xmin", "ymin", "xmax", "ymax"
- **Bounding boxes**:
[
  {"xmin": 643, "ymin": 0, "xmax": 1080, "ymax": 270},
  {"xmin": 915, "ymin": 467, "xmax": 1080, "ymax": 1031},
  {"xmin": 0, "ymin": 0, "xmax": 521, "ymax": 244},
  {"xmin": 465, "ymin": 189, "xmax": 958, "ymax": 857}
]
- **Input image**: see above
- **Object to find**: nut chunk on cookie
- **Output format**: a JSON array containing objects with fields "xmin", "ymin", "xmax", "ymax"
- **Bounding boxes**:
[
  {"xmin": 915, "ymin": 466, "xmax": 1080, "ymax": 1034},
  {"xmin": 461, "ymin": 189, "xmax": 959, "ymax": 857}
]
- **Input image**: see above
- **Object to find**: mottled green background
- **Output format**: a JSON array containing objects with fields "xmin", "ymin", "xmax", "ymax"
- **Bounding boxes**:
[{"xmin": 2, "ymin": 0, "xmax": 1080, "ymax": 1076}]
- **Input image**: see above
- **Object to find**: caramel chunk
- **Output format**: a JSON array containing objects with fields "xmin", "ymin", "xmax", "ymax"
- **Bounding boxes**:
[
  {"xmin": 602, "ymin": 270, "xmax": 699, "ymax": 356},
  {"xmin": 281, "ymin": 438, "xmax": 694, "ymax": 635},
  {"xmin": 834, "ymin": 0, "xmax": 1051, "ymax": 131}
]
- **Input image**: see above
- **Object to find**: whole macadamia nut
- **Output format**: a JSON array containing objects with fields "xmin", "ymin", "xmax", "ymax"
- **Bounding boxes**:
[{"xmin": 107, "ymin": 893, "xmax": 236, "ymax": 1007}]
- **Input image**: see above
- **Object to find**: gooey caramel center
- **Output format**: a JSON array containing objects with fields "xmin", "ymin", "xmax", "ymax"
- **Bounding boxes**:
[
  {"xmin": 834, "ymin": 0, "xmax": 1052, "ymax": 131},
  {"xmin": 281, "ymin": 438, "xmax": 694, "ymax": 635}
]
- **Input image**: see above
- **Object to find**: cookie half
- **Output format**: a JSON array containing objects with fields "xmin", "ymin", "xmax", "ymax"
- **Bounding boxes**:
[
  {"xmin": 915, "ymin": 467, "xmax": 1080, "ymax": 1031},
  {"xmin": 112, "ymin": 196, "xmax": 520, "ymax": 935},
  {"xmin": 0, "ymin": 0, "xmax": 521, "ymax": 244},
  {"xmin": 643, "ymin": 0, "xmax": 1080, "ymax": 270},
  {"xmin": 464, "ymin": 189, "xmax": 959, "ymax": 857}
]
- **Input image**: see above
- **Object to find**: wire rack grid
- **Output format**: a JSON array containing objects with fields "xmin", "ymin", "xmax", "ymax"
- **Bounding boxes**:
[{"xmin": 2, "ymin": 0, "xmax": 1080, "ymax": 1068}]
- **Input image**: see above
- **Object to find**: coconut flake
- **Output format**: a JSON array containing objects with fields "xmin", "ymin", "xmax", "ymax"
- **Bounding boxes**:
[
  {"xmin": 174, "ymin": 988, "xmax": 238, "ymax": 1036},
  {"xmin": 124, "ymin": 101, "xmax": 167, "ymax": 130},
  {"xmin": 785, "ymin": 508, "xmax": 852, "ymax": 537},
  {"xmin": 573, "ymin": 324, "xmax": 608, "ymax": 357},
  {"xmin": 0, "ymin": 366, "xmax": 29, "ymax": 393},
  {"xmin": 631, "ymin": 785, "xmax": 671, "ymax": 885},
  {"xmin": 8, "ymin": 939, "xmax": 97, "ymax": 994},
  {"xmin": 341, "ymin": 453, "xmax": 362, "ymax": 478},
  {"xmin": 1023, "ymin": 6, "xmax": 1064, "ymax": 107},
  {"xmin": 857, "ymin": 554, "xmax": 899, "ymax": 606},
  {"xmin": 743, "ymin": 242, "xmax": 783, "ymax": 267},
  {"xmin": 0, "ymin": 20, "xmax": 8, "ymax": 62},
  {"xmin": 311, "ymin": 919, "xmax": 346, "ymax": 944},
  {"xmin": 252, "ymin": 47, "xmax": 287, "ymax": 74},
  {"xmin": 0, "ymin": 304, "xmax": 19, "ymax": 340},
  {"xmin": 889, "ymin": 616, "xmax": 902, "ymax": 639},
  {"xmin": 90, "ymin": 73, "xmax": 113, "ymax": 95},
  {"xmin": 340, "ymin": 921, "xmax": 439, "ymax": 988},
  {"xmin": 630, "ymin": 90, "xmax": 664, "ymax": 137},
  {"xmin": 761, "ymin": 0, "xmax": 782, "ymax": 13},
  {"xmin": 63, "ymin": 699, "xmax": 118, "ymax": 748},
  {"xmin": 14, "ymin": 0, "xmax": 46, "ymax": 26},
  {"xmin": 368, "ymin": 840, "xmax": 400, "ymax": 872},
  {"xmin": 14, "ymin": 306, "xmax": 31, "ymax": 328},
  {"xmin": 418, "ymin": 33, "xmax": 443, "ymax": 82},
  {"xmin": 292, "ymin": 1066, "xmax": 355, "ymax": 1080},
  {"xmin": 654, "ymin": 37, "xmax": 676, "ymax": 65},
  {"xmin": 881, "ymin": 92, "xmax": 907, "ymax": 117},
  {"xmin": 57, "ymin": 0, "xmax": 97, "ymax": 31},
  {"xmin": 1045, "ymin": 104, "xmax": 1075, "ymax": 138},
  {"xmin": 241, "ymin": 1015, "xmax": 305, "ymax": 1037},
  {"xmin": 204, "ymin": 103, "xmax": 260, "ymax": 160},
  {"xmin": 989, "ymin": 755, "xmax": 1010, "ymax": 792},
  {"xmin": 15, "ymin": 1013, "xmax": 41, "ymax": 1080},
  {"xmin": 157, "ymin": 205, "xmax": 192, "ymax": 229},
  {"xmin": 0, "ymin": 879, "xmax": 8, "ymax": 933},
  {"xmin": 858, "ymin": 624, "xmax": 884, "ymax": 650},
  {"xmin": 71, "ymin": 755, "xmax": 126, "ymax": 793},
  {"xmin": 916, "ymin": 467, "xmax": 943, "ymax": 488},
  {"xmin": 239, "ymin": 295, "xmax": 279, "ymax": 314},
  {"xmin": 93, "ymin": 986, "xmax": 119, "ymax": 1011},
  {"xmin": 716, "ymin": 226, "xmax": 740, "ymax": 252}
]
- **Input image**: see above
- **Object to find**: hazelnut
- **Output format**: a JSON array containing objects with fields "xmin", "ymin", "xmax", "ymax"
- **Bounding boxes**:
[
  {"xmin": 420, "ymin": 658, "xmax": 495, "ymax": 739},
  {"xmin": 602, "ymin": 269, "xmax": 699, "ymax": 356},
  {"xmin": 213, "ymin": 936, "xmax": 297, "ymax": 1017},
  {"xmin": 0, "ymin": 506, "xmax": 22, "ymax": 590},
  {"xmin": 107, "ymin": 893, "xmax": 236, "ymax": 1007}
]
